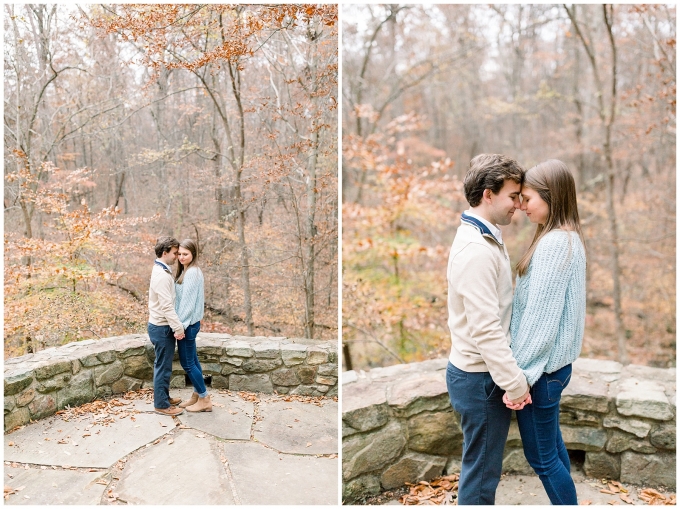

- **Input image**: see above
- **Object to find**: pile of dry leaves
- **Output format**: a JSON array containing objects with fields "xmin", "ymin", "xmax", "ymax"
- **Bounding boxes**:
[
  {"xmin": 55, "ymin": 393, "xmax": 146, "ymax": 424},
  {"xmin": 579, "ymin": 480, "xmax": 676, "ymax": 506},
  {"xmin": 638, "ymin": 489, "xmax": 676, "ymax": 505},
  {"xmin": 400, "ymin": 474, "xmax": 459, "ymax": 505}
]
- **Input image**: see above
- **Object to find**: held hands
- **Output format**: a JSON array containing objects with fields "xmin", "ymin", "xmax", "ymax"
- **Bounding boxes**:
[
  {"xmin": 174, "ymin": 330, "xmax": 185, "ymax": 340},
  {"xmin": 503, "ymin": 389, "xmax": 532, "ymax": 410}
]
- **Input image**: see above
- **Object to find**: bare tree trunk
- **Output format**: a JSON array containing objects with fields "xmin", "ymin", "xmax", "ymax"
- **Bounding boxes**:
[
  {"xmin": 303, "ymin": 31, "xmax": 319, "ymax": 339},
  {"xmin": 227, "ymin": 61, "xmax": 254, "ymax": 335},
  {"xmin": 113, "ymin": 171, "xmax": 126, "ymax": 208},
  {"xmin": 566, "ymin": 4, "xmax": 628, "ymax": 364}
]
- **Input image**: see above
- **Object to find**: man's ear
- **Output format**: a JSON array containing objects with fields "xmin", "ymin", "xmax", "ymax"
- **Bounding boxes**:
[{"xmin": 482, "ymin": 189, "xmax": 492, "ymax": 204}]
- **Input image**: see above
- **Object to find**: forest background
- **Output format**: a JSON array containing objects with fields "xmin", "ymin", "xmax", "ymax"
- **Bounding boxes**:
[
  {"xmin": 342, "ymin": 4, "xmax": 676, "ymax": 371},
  {"xmin": 5, "ymin": 4, "xmax": 338, "ymax": 358}
]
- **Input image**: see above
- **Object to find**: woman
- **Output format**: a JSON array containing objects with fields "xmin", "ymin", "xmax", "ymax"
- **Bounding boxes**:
[
  {"xmin": 504, "ymin": 160, "xmax": 586, "ymax": 505},
  {"xmin": 175, "ymin": 239, "xmax": 212, "ymax": 412}
]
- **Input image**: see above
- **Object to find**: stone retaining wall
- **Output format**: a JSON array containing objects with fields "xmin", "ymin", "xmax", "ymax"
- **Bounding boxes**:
[
  {"xmin": 342, "ymin": 358, "xmax": 676, "ymax": 503},
  {"xmin": 4, "ymin": 333, "xmax": 338, "ymax": 431}
]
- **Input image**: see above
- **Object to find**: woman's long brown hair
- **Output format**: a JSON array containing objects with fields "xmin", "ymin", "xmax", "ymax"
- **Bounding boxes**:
[
  {"xmin": 516, "ymin": 160, "xmax": 586, "ymax": 277},
  {"xmin": 175, "ymin": 239, "xmax": 199, "ymax": 284}
]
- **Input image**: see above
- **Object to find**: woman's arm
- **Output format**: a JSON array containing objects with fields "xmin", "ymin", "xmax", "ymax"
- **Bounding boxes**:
[
  {"xmin": 175, "ymin": 268, "xmax": 204, "ymax": 329},
  {"xmin": 512, "ymin": 233, "xmax": 574, "ymax": 385}
]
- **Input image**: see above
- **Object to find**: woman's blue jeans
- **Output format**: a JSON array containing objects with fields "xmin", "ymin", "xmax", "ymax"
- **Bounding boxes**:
[
  {"xmin": 177, "ymin": 321, "xmax": 208, "ymax": 397},
  {"xmin": 516, "ymin": 363, "xmax": 577, "ymax": 505}
]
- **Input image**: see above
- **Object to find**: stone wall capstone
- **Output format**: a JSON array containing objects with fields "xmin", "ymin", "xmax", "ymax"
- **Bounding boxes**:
[
  {"xmin": 341, "ymin": 358, "xmax": 676, "ymax": 503},
  {"xmin": 4, "ymin": 333, "xmax": 337, "ymax": 431}
]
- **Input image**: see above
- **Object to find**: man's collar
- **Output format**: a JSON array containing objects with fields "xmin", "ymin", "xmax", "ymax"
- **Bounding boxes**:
[
  {"xmin": 461, "ymin": 211, "xmax": 503, "ymax": 245},
  {"xmin": 154, "ymin": 259, "xmax": 172, "ymax": 273}
]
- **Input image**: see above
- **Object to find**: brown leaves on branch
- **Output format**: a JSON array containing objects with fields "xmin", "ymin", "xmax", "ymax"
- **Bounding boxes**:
[
  {"xmin": 343, "ymin": 113, "xmax": 463, "ymax": 367},
  {"xmin": 88, "ymin": 4, "xmax": 337, "ymax": 77},
  {"xmin": 4, "ymin": 162, "xmax": 156, "ymax": 357}
]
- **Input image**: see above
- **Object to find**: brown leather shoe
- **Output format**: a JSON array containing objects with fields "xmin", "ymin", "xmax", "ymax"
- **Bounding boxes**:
[
  {"xmin": 179, "ymin": 392, "xmax": 199, "ymax": 408},
  {"xmin": 168, "ymin": 397, "xmax": 182, "ymax": 406},
  {"xmin": 186, "ymin": 395, "xmax": 212, "ymax": 413},
  {"xmin": 154, "ymin": 406, "xmax": 184, "ymax": 416}
]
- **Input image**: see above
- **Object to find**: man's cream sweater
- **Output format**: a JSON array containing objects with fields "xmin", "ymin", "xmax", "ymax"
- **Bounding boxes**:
[
  {"xmin": 447, "ymin": 216, "xmax": 529, "ymax": 400},
  {"xmin": 148, "ymin": 261, "xmax": 184, "ymax": 333}
]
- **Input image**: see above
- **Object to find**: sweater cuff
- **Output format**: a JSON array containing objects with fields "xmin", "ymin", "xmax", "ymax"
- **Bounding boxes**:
[{"xmin": 503, "ymin": 374, "xmax": 529, "ymax": 400}]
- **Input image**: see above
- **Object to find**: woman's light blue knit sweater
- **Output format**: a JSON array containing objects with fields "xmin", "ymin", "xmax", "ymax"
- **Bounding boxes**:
[
  {"xmin": 510, "ymin": 230, "xmax": 586, "ymax": 386},
  {"xmin": 175, "ymin": 267, "xmax": 205, "ymax": 329}
]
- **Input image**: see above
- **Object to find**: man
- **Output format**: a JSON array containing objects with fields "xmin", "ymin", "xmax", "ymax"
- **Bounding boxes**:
[
  {"xmin": 148, "ymin": 236, "xmax": 185, "ymax": 416},
  {"xmin": 446, "ymin": 154, "xmax": 532, "ymax": 505}
]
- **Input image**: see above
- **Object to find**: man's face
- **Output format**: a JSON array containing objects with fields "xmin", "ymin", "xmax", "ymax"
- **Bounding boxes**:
[
  {"xmin": 487, "ymin": 180, "xmax": 521, "ymax": 226},
  {"xmin": 161, "ymin": 247, "xmax": 179, "ymax": 266}
]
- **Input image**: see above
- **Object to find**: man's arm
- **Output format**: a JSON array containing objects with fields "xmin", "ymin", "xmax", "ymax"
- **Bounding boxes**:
[
  {"xmin": 155, "ymin": 273, "xmax": 184, "ymax": 335},
  {"xmin": 454, "ymin": 243, "xmax": 529, "ymax": 401}
]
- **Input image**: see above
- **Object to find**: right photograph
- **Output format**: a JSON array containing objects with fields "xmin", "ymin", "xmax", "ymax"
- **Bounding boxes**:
[{"xmin": 341, "ymin": 4, "xmax": 676, "ymax": 506}]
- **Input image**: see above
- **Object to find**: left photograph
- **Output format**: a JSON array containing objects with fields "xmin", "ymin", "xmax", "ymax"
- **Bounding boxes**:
[{"xmin": 4, "ymin": 4, "xmax": 338, "ymax": 505}]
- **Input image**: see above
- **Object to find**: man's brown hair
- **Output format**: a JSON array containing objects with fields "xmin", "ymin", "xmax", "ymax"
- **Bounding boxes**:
[
  {"xmin": 154, "ymin": 236, "xmax": 179, "ymax": 258},
  {"xmin": 463, "ymin": 154, "xmax": 525, "ymax": 207}
]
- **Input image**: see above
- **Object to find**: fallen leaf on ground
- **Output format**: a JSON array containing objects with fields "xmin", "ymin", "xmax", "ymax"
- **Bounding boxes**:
[
  {"xmin": 580, "ymin": 500, "xmax": 592, "ymax": 505},
  {"xmin": 152, "ymin": 439, "xmax": 161, "ymax": 445},
  {"xmin": 601, "ymin": 489, "xmax": 618, "ymax": 495},
  {"xmin": 608, "ymin": 483, "xmax": 621, "ymax": 493},
  {"xmin": 306, "ymin": 442, "xmax": 312, "ymax": 447},
  {"xmin": 167, "ymin": 439, "xmax": 174, "ymax": 445},
  {"xmin": 619, "ymin": 494, "xmax": 634, "ymax": 505},
  {"xmin": 8, "ymin": 442, "xmax": 14, "ymax": 447},
  {"xmin": 607, "ymin": 500, "xmax": 619, "ymax": 505},
  {"xmin": 4, "ymin": 487, "xmax": 17, "ymax": 500},
  {"xmin": 95, "ymin": 479, "xmax": 108, "ymax": 486}
]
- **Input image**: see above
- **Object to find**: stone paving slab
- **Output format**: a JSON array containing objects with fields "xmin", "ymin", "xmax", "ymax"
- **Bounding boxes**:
[
  {"xmin": 3, "ymin": 466, "xmax": 107, "ymax": 505},
  {"xmin": 113, "ymin": 430, "xmax": 235, "ymax": 505},
  {"xmin": 223, "ymin": 441, "xmax": 338, "ymax": 505},
  {"xmin": 4, "ymin": 389, "xmax": 338, "ymax": 505},
  {"xmin": 4, "ymin": 411, "xmax": 174, "ymax": 468},
  {"xmin": 255, "ymin": 399, "xmax": 337, "ymax": 454},
  {"xmin": 178, "ymin": 392, "xmax": 254, "ymax": 441}
]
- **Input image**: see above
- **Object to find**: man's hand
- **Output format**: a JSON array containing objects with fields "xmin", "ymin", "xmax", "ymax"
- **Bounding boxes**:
[
  {"xmin": 174, "ymin": 330, "xmax": 185, "ymax": 340},
  {"xmin": 503, "ymin": 390, "xmax": 532, "ymax": 410}
]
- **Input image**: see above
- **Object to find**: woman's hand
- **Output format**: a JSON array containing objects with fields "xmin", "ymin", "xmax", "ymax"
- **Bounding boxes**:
[{"xmin": 503, "ymin": 391, "xmax": 532, "ymax": 410}]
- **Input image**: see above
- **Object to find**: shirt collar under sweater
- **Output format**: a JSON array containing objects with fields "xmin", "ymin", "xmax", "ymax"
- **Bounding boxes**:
[
  {"xmin": 154, "ymin": 259, "xmax": 172, "ymax": 273},
  {"xmin": 462, "ymin": 210, "xmax": 503, "ymax": 245}
]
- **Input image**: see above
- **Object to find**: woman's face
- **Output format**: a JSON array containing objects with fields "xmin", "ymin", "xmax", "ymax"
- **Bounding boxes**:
[
  {"xmin": 520, "ymin": 186, "xmax": 550, "ymax": 225},
  {"xmin": 178, "ymin": 246, "xmax": 193, "ymax": 267}
]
